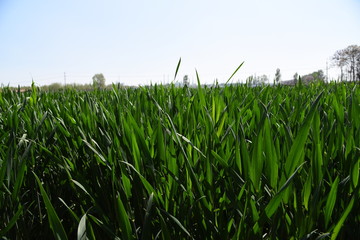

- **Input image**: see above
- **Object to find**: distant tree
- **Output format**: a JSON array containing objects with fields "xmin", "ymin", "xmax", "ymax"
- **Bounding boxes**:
[
  {"xmin": 274, "ymin": 68, "xmax": 281, "ymax": 83},
  {"xmin": 332, "ymin": 50, "xmax": 347, "ymax": 81},
  {"xmin": 357, "ymin": 53, "xmax": 360, "ymax": 81},
  {"xmin": 332, "ymin": 45, "xmax": 360, "ymax": 81},
  {"xmin": 39, "ymin": 82, "xmax": 63, "ymax": 91},
  {"xmin": 252, "ymin": 74, "xmax": 269, "ymax": 85},
  {"xmin": 246, "ymin": 76, "xmax": 254, "ymax": 85},
  {"xmin": 301, "ymin": 70, "xmax": 325, "ymax": 84},
  {"xmin": 183, "ymin": 75, "xmax": 189, "ymax": 86},
  {"xmin": 344, "ymin": 45, "xmax": 360, "ymax": 81},
  {"xmin": 47, "ymin": 83, "xmax": 62, "ymax": 91},
  {"xmin": 260, "ymin": 75, "xmax": 269, "ymax": 84},
  {"xmin": 92, "ymin": 73, "xmax": 106, "ymax": 88},
  {"xmin": 313, "ymin": 70, "xmax": 325, "ymax": 81}
]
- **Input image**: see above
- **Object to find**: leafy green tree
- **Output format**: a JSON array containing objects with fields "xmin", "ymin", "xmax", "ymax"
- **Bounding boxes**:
[
  {"xmin": 312, "ymin": 70, "xmax": 325, "ymax": 81},
  {"xmin": 47, "ymin": 83, "xmax": 62, "ymax": 91},
  {"xmin": 301, "ymin": 70, "xmax": 325, "ymax": 84},
  {"xmin": 92, "ymin": 73, "xmax": 106, "ymax": 88}
]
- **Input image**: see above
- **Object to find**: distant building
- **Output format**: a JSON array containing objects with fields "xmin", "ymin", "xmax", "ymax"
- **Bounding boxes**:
[
  {"xmin": 280, "ymin": 76, "xmax": 323, "ymax": 86},
  {"xmin": 281, "ymin": 79, "xmax": 296, "ymax": 86}
]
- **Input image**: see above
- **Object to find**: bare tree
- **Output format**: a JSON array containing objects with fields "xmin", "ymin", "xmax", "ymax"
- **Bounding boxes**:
[
  {"xmin": 332, "ymin": 50, "xmax": 347, "ymax": 81},
  {"xmin": 332, "ymin": 45, "xmax": 360, "ymax": 81},
  {"xmin": 274, "ymin": 68, "xmax": 281, "ymax": 83},
  {"xmin": 357, "ymin": 53, "xmax": 360, "ymax": 81}
]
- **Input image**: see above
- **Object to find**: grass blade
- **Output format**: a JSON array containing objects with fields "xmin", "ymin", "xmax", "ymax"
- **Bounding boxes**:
[
  {"xmin": 265, "ymin": 162, "xmax": 306, "ymax": 218},
  {"xmin": 331, "ymin": 195, "xmax": 355, "ymax": 240},
  {"xmin": 173, "ymin": 57, "xmax": 181, "ymax": 82},
  {"xmin": 285, "ymin": 91, "xmax": 323, "ymax": 176},
  {"xmin": 159, "ymin": 209, "xmax": 193, "ymax": 239},
  {"xmin": 115, "ymin": 193, "xmax": 133, "ymax": 240},
  {"xmin": 225, "ymin": 61, "xmax": 244, "ymax": 85},
  {"xmin": 141, "ymin": 192, "xmax": 155, "ymax": 240},
  {"xmin": 77, "ymin": 213, "xmax": 87, "ymax": 240},
  {"xmin": 33, "ymin": 172, "xmax": 68, "ymax": 240},
  {"xmin": 0, "ymin": 205, "xmax": 23, "ymax": 236},
  {"xmin": 324, "ymin": 176, "xmax": 339, "ymax": 227}
]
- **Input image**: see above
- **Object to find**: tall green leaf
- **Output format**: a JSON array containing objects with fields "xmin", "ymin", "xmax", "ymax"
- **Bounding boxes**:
[
  {"xmin": 33, "ymin": 172, "xmax": 68, "ymax": 240},
  {"xmin": 324, "ymin": 176, "xmax": 339, "ymax": 228},
  {"xmin": 285, "ymin": 92, "xmax": 323, "ymax": 176}
]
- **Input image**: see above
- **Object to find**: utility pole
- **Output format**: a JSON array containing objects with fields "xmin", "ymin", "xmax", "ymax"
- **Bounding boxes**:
[
  {"xmin": 64, "ymin": 72, "xmax": 67, "ymax": 87},
  {"xmin": 326, "ymin": 61, "xmax": 329, "ymax": 82}
]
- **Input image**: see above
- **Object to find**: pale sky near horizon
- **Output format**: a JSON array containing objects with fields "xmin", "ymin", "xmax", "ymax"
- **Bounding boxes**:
[{"xmin": 0, "ymin": 0, "xmax": 359, "ymax": 86}]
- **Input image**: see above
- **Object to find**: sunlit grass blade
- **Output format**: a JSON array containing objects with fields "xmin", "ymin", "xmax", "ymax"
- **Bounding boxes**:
[
  {"xmin": 115, "ymin": 193, "xmax": 133, "ymax": 240},
  {"xmin": 265, "ymin": 162, "xmax": 306, "ymax": 218},
  {"xmin": 77, "ymin": 213, "xmax": 87, "ymax": 240},
  {"xmin": 195, "ymin": 69, "xmax": 206, "ymax": 107},
  {"xmin": 59, "ymin": 197, "xmax": 80, "ymax": 222},
  {"xmin": 324, "ymin": 176, "xmax": 339, "ymax": 228},
  {"xmin": 120, "ymin": 161, "xmax": 157, "ymax": 198},
  {"xmin": 285, "ymin": 91, "xmax": 323, "ymax": 176},
  {"xmin": 225, "ymin": 61, "xmax": 244, "ymax": 85},
  {"xmin": 331, "ymin": 195, "xmax": 355, "ymax": 240},
  {"xmin": 83, "ymin": 139, "xmax": 111, "ymax": 169},
  {"xmin": 173, "ymin": 57, "xmax": 181, "ymax": 82}
]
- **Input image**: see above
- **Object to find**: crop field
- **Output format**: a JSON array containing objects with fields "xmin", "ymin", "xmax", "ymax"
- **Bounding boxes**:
[{"xmin": 0, "ymin": 81, "xmax": 360, "ymax": 239}]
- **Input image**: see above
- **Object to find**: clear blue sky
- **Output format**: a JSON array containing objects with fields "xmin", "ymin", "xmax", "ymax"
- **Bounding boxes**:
[{"xmin": 0, "ymin": 0, "xmax": 359, "ymax": 86}]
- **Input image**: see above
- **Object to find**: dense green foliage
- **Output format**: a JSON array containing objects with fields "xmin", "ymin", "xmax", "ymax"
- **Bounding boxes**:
[{"xmin": 0, "ymin": 82, "xmax": 359, "ymax": 239}]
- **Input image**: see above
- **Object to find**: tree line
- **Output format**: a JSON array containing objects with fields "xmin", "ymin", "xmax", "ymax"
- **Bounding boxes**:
[
  {"xmin": 267, "ymin": 44, "xmax": 360, "ymax": 85},
  {"xmin": 332, "ymin": 45, "xmax": 360, "ymax": 82},
  {"xmin": 20, "ymin": 44, "xmax": 360, "ymax": 91}
]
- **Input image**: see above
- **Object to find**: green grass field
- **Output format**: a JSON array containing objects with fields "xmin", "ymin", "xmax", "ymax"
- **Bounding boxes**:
[{"xmin": 0, "ymin": 81, "xmax": 359, "ymax": 239}]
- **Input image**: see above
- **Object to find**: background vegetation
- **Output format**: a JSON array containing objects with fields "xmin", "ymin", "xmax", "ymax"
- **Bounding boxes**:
[{"xmin": 0, "ymin": 80, "xmax": 359, "ymax": 239}]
